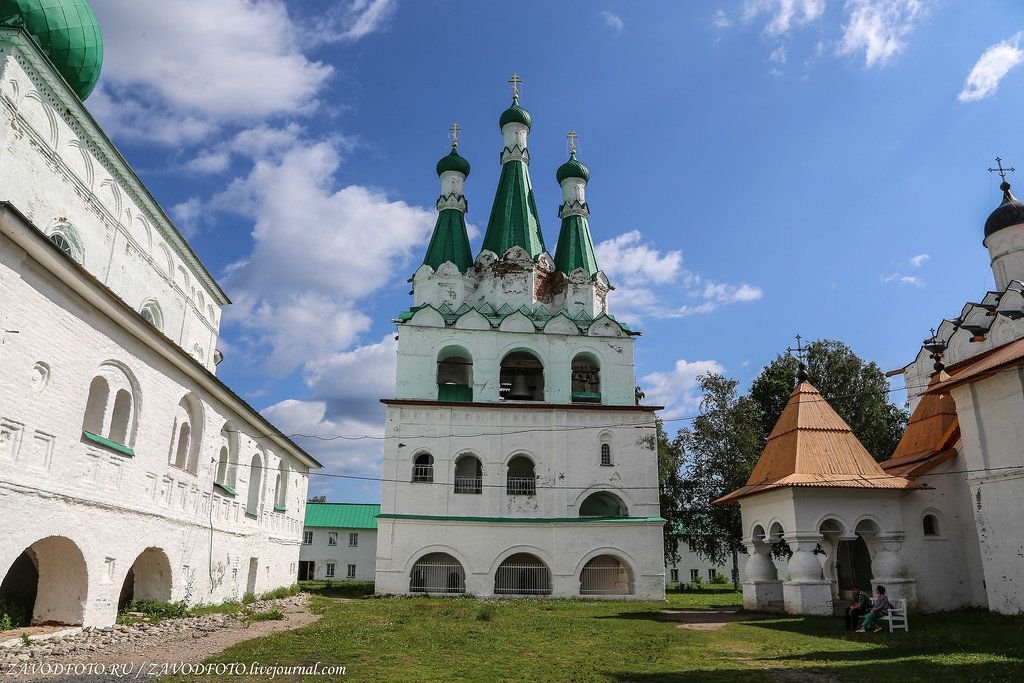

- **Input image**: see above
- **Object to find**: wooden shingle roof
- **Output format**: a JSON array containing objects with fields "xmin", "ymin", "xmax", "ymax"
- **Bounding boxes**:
[
  {"xmin": 715, "ymin": 382, "xmax": 927, "ymax": 504},
  {"xmin": 882, "ymin": 376, "xmax": 960, "ymax": 478}
]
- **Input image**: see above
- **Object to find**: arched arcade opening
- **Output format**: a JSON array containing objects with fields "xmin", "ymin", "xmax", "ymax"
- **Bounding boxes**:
[{"xmin": 0, "ymin": 536, "xmax": 88, "ymax": 626}]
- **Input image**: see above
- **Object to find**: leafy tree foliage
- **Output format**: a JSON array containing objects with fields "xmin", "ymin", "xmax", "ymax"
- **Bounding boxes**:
[
  {"xmin": 655, "ymin": 418, "xmax": 685, "ymax": 565},
  {"xmin": 676, "ymin": 374, "xmax": 763, "ymax": 588},
  {"xmin": 749, "ymin": 339, "xmax": 908, "ymax": 462}
]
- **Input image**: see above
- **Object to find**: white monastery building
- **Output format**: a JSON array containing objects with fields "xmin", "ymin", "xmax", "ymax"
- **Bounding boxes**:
[
  {"xmin": 0, "ymin": 1, "xmax": 320, "ymax": 627},
  {"xmin": 374, "ymin": 83, "xmax": 667, "ymax": 599},
  {"xmin": 299, "ymin": 503, "xmax": 379, "ymax": 582},
  {"xmin": 716, "ymin": 164, "xmax": 1024, "ymax": 615}
]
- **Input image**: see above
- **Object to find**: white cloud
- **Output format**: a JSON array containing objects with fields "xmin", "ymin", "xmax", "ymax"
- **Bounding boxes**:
[
  {"xmin": 884, "ymin": 273, "xmax": 925, "ymax": 287},
  {"xmin": 640, "ymin": 359, "xmax": 726, "ymax": 420},
  {"xmin": 595, "ymin": 231, "xmax": 762, "ymax": 323},
  {"xmin": 838, "ymin": 0, "xmax": 929, "ymax": 68},
  {"xmin": 171, "ymin": 197, "xmax": 204, "ymax": 238},
  {"xmin": 743, "ymin": 0, "xmax": 825, "ymax": 36},
  {"xmin": 310, "ymin": 0, "xmax": 397, "ymax": 44},
  {"xmin": 601, "ymin": 11, "xmax": 625, "ymax": 34},
  {"xmin": 712, "ymin": 10, "xmax": 734, "ymax": 29},
  {"xmin": 769, "ymin": 45, "xmax": 788, "ymax": 63},
  {"xmin": 908, "ymin": 253, "xmax": 930, "ymax": 268},
  {"xmin": 959, "ymin": 32, "xmax": 1024, "ymax": 103},
  {"xmin": 214, "ymin": 139, "xmax": 435, "ymax": 375}
]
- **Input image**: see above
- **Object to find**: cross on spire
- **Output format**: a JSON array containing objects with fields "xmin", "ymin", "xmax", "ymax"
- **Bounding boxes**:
[
  {"xmin": 449, "ymin": 122, "xmax": 461, "ymax": 147},
  {"xmin": 988, "ymin": 156, "xmax": 1015, "ymax": 181},
  {"xmin": 508, "ymin": 73, "xmax": 522, "ymax": 99},
  {"xmin": 786, "ymin": 335, "xmax": 809, "ymax": 383},
  {"xmin": 567, "ymin": 130, "xmax": 578, "ymax": 155}
]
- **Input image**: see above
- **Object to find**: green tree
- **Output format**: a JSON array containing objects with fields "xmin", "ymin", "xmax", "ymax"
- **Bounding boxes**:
[
  {"xmin": 749, "ymin": 339, "xmax": 908, "ymax": 462},
  {"xmin": 655, "ymin": 418, "xmax": 685, "ymax": 566},
  {"xmin": 676, "ymin": 373, "xmax": 764, "ymax": 590}
]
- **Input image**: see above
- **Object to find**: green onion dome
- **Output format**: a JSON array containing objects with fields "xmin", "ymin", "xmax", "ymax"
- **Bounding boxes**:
[
  {"xmin": 436, "ymin": 145, "xmax": 471, "ymax": 178},
  {"xmin": 0, "ymin": 0, "xmax": 103, "ymax": 100},
  {"xmin": 498, "ymin": 98, "xmax": 532, "ymax": 130},
  {"xmin": 556, "ymin": 153, "xmax": 590, "ymax": 184}
]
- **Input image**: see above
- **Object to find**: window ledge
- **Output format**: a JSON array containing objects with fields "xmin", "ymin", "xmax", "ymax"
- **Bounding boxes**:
[
  {"xmin": 214, "ymin": 482, "xmax": 237, "ymax": 496},
  {"xmin": 599, "ymin": 463, "xmax": 613, "ymax": 467},
  {"xmin": 274, "ymin": 504, "xmax": 286, "ymax": 512},
  {"xmin": 83, "ymin": 431, "xmax": 135, "ymax": 457}
]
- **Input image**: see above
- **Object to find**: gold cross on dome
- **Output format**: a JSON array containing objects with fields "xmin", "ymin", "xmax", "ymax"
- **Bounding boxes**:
[
  {"xmin": 567, "ymin": 130, "xmax": 578, "ymax": 155},
  {"xmin": 508, "ymin": 73, "xmax": 523, "ymax": 98},
  {"xmin": 988, "ymin": 156, "xmax": 1015, "ymax": 180},
  {"xmin": 449, "ymin": 122, "xmax": 461, "ymax": 147}
]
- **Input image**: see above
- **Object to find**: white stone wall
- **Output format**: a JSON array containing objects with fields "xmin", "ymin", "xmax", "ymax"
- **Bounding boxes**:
[
  {"xmin": 375, "ymin": 518, "xmax": 665, "ymax": 599},
  {"xmin": 666, "ymin": 543, "xmax": 746, "ymax": 586},
  {"xmin": 0, "ymin": 223, "xmax": 310, "ymax": 626},
  {"xmin": 0, "ymin": 38, "xmax": 223, "ymax": 371},
  {"xmin": 298, "ymin": 528, "xmax": 377, "ymax": 581},
  {"xmin": 394, "ymin": 324, "xmax": 637, "ymax": 406}
]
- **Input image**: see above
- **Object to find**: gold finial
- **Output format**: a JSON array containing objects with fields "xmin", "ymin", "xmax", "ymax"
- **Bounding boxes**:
[
  {"xmin": 567, "ymin": 130, "xmax": 579, "ymax": 156},
  {"xmin": 508, "ymin": 73, "xmax": 523, "ymax": 99},
  {"xmin": 449, "ymin": 122, "xmax": 461, "ymax": 147}
]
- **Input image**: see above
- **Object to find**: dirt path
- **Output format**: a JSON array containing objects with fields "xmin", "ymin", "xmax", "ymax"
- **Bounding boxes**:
[{"xmin": 4, "ymin": 596, "xmax": 320, "ymax": 682}]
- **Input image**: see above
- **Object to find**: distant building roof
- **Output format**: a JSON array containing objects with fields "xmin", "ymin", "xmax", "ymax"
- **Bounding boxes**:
[
  {"xmin": 304, "ymin": 502, "xmax": 380, "ymax": 529},
  {"xmin": 715, "ymin": 382, "xmax": 927, "ymax": 504}
]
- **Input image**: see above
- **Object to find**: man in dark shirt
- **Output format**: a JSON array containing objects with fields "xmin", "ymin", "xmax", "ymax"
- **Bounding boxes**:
[{"xmin": 845, "ymin": 586, "xmax": 871, "ymax": 630}]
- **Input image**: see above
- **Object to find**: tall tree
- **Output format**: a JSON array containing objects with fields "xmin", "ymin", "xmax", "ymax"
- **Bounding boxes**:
[
  {"xmin": 749, "ymin": 339, "xmax": 908, "ymax": 462},
  {"xmin": 676, "ymin": 373, "xmax": 764, "ymax": 589},
  {"xmin": 655, "ymin": 418, "xmax": 685, "ymax": 566}
]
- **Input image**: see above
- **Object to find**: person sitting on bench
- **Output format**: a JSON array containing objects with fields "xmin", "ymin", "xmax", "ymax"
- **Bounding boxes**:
[
  {"xmin": 845, "ymin": 586, "xmax": 871, "ymax": 631},
  {"xmin": 856, "ymin": 585, "xmax": 893, "ymax": 633}
]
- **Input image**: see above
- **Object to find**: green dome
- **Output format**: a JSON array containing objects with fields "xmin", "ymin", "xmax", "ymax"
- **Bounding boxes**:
[
  {"xmin": 436, "ymin": 146, "xmax": 471, "ymax": 178},
  {"xmin": 556, "ymin": 153, "xmax": 590, "ymax": 184},
  {"xmin": 498, "ymin": 98, "xmax": 532, "ymax": 130},
  {"xmin": 1, "ymin": 0, "xmax": 103, "ymax": 100}
]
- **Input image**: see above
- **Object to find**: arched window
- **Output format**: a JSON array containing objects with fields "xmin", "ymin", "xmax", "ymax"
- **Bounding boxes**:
[
  {"xmin": 571, "ymin": 353, "xmax": 601, "ymax": 403},
  {"xmin": 410, "ymin": 553, "xmax": 465, "ymax": 594},
  {"xmin": 47, "ymin": 222, "xmax": 83, "ymax": 265},
  {"xmin": 923, "ymin": 514, "xmax": 939, "ymax": 537},
  {"xmin": 579, "ymin": 491, "xmax": 628, "ymax": 517},
  {"xmin": 167, "ymin": 394, "xmax": 203, "ymax": 474},
  {"xmin": 412, "ymin": 453, "xmax": 434, "ymax": 483},
  {"xmin": 246, "ymin": 452, "xmax": 263, "ymax": 516},
  {"xmin": 215, "ymin": 447, "xmax": 230, "ymax": 487},
  {"xmin": 506, "ymin": 455, "xmax": 536, "ymax": 496},
  {"xmin": 494, "ymin": 553, "xmax": 551, "ymax": 595},
  {"xmin": 139, "ymin": 300, "xmax": 163, "ymax": 331},
  {"xmin": 454, "ymin": 454, "xmax": 483, "ymax": 494},
  {"xmin": 216, "ymin": 423, "xmax": 239, "ymax": 490},
  {"xmin": 500, "ymin": 351, "xmax": 544, "ymax": 401},
  {"xmin": 274, "ymin": 460, "xmax": 289, "ymax": 510},
  {"xmin": 81, "ymin": 363, "xmax": 138, "ymax": 450},
  {"xmin": 580, "ymin": 555, "xmax": 632, "ymax": 595},
  {"xmin": 82, "ymin": 376, "xmax": 109, "ymax": 435},
  {"xmin": 437, "ymin": 347, "xmax": 473, "ymax": 402},
  {"xmin": 600, "ymin": 443, "xmax": 612, "ymax": 466}
]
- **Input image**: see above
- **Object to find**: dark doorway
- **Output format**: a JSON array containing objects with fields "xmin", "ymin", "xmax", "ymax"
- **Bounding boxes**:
[
  {"xmin": 0, "ymin": 552, "xmax": 38, "ymax": 627},
  {"xmin": 298, "ymin": 561, "xmax": 315, "ymax": 581},
  {"xmin": 836, "ymin": 536, "xmax": 873, "ymax": 592}
]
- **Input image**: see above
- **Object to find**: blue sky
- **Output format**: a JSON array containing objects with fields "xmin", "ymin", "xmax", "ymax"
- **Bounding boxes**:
[{"xmin": 88, "ymin": 0, "xmax": 1024, "ymax": 501}]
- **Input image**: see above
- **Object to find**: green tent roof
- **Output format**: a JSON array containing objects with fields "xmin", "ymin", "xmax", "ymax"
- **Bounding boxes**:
[
  {"xmin": 553, "ymin": 213, "xmax": 599, "ymax": 276},
  {"xmin": 481, "ymin": 159, "xmax": 545, "ymax": 258},
  {"xmin": 423, "ymin": 208, "xmax": 473, "ymax": 271},
  {"xmin": 304, "ymin": 502, "xmax": 380, "ymax": 529}
]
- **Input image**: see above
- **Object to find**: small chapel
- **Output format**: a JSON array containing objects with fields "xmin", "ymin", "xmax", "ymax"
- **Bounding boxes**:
[
  {"xmin": 373, "ymin": 79, "xmax": 666, "ymax": 599},
  {"xmin": 716, "ymin": 163, "xmax": 1024, "ymax": 615}
]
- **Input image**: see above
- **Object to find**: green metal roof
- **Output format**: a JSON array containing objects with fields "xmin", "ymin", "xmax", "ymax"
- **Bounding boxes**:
[
  {"xmin": 0, "ymin": 0, "xmax": 103, "ymax": 100},
  {"xmin": 498, "ymin": 98, "xmax": 532, "ymax": 129},
  {"xmin": 553, "ymin": 214, "xmax": 599, "ymax": 276},
  {"xmin": 304, "ymin": 502, "xmax": 381, "ymax": 529},
  {"xmin": 435, "ymin": 146, "xmax": 471, "ymax": 177},
  {"xmin": 423, "ymin": 208, "xmax": 473, "ymax": 272},
  {"xmin": 481, "ymin": 159, "xmax": 545, "ymax": 258},
  {"xmin": 556, "ymin": 153, "xmax": 590, "ymax": 185}
]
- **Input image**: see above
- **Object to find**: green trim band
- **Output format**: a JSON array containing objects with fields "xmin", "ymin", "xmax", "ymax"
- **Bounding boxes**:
[
  {"xmin": 274, "ymin": 504, "xmax": 287, "ymax": 512},
  {"xmin": 214, "ymin": 482, "xmax": 237, "ymax": 496},
  {"xmin": 82, "ymin": 430, "xmax": 135, "ymax": 457},
  {"xmin": 376, "ymin": 514, "xmax": 665, "ymax": 524}
]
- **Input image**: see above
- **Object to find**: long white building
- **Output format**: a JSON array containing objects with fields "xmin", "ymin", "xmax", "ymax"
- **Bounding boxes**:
[
  {"xmin": 374, "ymin": 86, "xmax": 666, "ymax": 599},
  {"xmin": 0, "ymin": 2, "xmax": 320, "ymax": 628}
]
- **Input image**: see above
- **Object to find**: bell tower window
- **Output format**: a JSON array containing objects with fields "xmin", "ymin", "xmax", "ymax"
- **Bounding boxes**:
[{"xmin": 500, "ymin": 351, "xmax": 545, "ymax": 401}]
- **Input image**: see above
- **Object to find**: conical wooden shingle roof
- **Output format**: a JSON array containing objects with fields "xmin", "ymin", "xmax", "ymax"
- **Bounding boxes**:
[
  {"xmin": 715, "ymin": 382, "xmax": 927, "ymax": 504},
  {"xmin": 882, "ymin": 374, "xmax": 959, "ymax": 478}
]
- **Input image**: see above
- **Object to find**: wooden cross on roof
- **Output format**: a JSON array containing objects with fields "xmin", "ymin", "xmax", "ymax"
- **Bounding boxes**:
[
  {"xmin": 449, "ymin": 122, "xmax": 461, "ymax": 147},
  {"xmin": 567, "ymin": 130, "xmax": 578, "ymax": 155},
  {"xmin": 988, "ymin": 157, "xmax": 1015, "ymax": 180},
  {"xmin": 508, "ymin": 73, "xmax": 522, "ymax": 98}
]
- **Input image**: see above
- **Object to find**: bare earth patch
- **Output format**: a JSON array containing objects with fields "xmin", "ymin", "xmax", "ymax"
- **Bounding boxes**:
[
  {"xmin": 4, "ymin": 595, "xmax": 319, "ymax": 682},
  {"xmin": 656, "ymin": 607, "xmax": 775, "ymax": 630}
]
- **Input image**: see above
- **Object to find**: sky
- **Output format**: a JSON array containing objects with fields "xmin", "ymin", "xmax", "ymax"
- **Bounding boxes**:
[{"xmin": 85, "ymin": 0, "xmax": 1024, "ymax": 502}]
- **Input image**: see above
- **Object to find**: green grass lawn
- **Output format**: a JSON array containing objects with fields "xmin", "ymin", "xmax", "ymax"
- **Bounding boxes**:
[{"xmin": 180, "ymin": 583, "xmax": 1024, "ymax": 682}]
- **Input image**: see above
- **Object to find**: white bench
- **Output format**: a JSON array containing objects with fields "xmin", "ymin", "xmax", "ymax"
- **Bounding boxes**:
[{"xmin": 880, "ymin": 598, "xmax": 908, "ymax": 632}]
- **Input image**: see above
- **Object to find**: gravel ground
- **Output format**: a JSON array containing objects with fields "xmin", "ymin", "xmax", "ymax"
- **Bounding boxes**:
[{"xmin": 0, "ymin": 595, "xmax": 319, "ymax": 682}]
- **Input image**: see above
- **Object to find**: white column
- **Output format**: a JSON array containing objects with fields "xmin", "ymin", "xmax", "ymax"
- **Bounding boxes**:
[
  {"xmin": 742, "ymin": 539, "xmax": 782, "ymax": 611},
  {"xmin": 782, "ymin": 531, "xmax": 834, "ymax": 615},
  {"xmin": 870, "ymin": 534, "xmax": 917, "ymax": 610}
]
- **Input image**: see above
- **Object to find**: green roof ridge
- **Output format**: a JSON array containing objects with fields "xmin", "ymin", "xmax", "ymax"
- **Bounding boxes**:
[
  {"xmin": 304, "ymin": 502, "xmax": 381, "ymax": 529},
  {"xmin": 553, "ymin": 214, "xmax": 599, "ymax": 276},
  {"xmin": 481, "ymin": 159, "xmax": 545, "ymax": 258},
  {"xmin": 423, "ymin": 208, "xmax": 473, "ymax": 272}
]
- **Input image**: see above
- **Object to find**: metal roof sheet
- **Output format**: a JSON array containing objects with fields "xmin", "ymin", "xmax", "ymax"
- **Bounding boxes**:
[{"xmin": 304, "ymin": 502, "xmax": 380, "ymax": 529}]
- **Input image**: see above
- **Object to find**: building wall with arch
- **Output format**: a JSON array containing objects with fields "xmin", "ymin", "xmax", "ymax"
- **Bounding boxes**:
[
  {"xmin": 0, "ymin": 38, "xmax": 223, "ymax": 373},
  {"xmin": 0, "ymin": 200, "xmax": 317, "ymax": 627}
]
